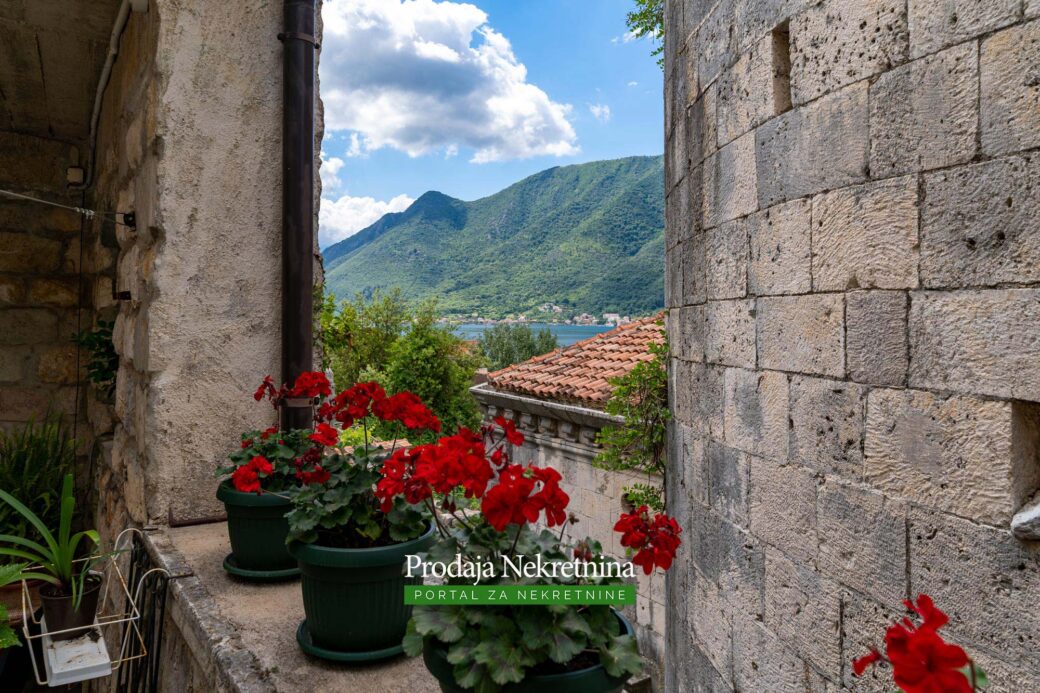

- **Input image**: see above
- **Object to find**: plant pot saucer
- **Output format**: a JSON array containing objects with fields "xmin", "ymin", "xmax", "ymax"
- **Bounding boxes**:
[
  {"xmin": 295, "ymin": 620, "xmax": 404, "ymax": 662},
  {"xmin": 222, "ymin": 554, "xmax": 299, "ymax": 582}
]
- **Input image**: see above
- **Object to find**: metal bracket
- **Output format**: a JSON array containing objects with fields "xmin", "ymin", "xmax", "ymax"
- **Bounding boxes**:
[{"xmin": 278, "ymin": 31, "xmax": 320, "ymax": 49}]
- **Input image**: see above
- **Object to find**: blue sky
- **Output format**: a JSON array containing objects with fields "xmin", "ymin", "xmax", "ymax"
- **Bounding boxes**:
[{"xmin": 318, "ymin": 0, "xmax": 663, "ymax": 248}]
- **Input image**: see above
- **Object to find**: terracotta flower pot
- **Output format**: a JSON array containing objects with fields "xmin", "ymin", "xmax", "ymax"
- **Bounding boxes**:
[
  {"xmin": 288, "ymin": 524, "xmax": 436, "ymax": 661},
  {"xmin": 0, "ymin": 579, "xmax": 41, "ymax": 627},
  {"xmin": 423, "ymin": 610, "xmax": 634, "ymax": 693}
]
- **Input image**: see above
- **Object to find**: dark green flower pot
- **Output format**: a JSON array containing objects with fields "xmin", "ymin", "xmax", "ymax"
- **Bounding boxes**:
[
  {"xmin": 216, "ymin": 482, "xmax": 298, "ymax": 579},
  {"xmin": 288, "ymin": 524, "xmax": 436, "ymax": 661},
  {"xmin": 423, "ymin": 610, "xmax": 634, "ymax": 693}
]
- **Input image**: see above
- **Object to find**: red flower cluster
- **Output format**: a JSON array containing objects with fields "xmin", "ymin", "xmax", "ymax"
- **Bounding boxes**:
[
  {"xmin": 292, "ymin": 446, "xmax": 330, "ymax": 485},
  {"xmin": 853, "ymin": 595, "xmax": 975, "ymax": 693},
  {"xmin": 482, "ymin": 464, "xmax": 568, "ymax": 531},
  {"xmin": 493, "ymin": 415, "xmax": 525, "ymax": 446},
  {"xmin": 614, "ymin": 506, "xmax": 682, "ymax": 575},
  {"xmin": 254, "ymin": 371, "xmax": 332, "ymax": 407},
  {"xmin": 309, "ymin": 422, "xmax": 339, "ymax": 447},
  {"xmin": 231, "ymin": 456, "xmax": 273, "ymax": 494},
  {"xmin": 315, "ymin": 381, "xmax": 440, "ymax": 432},
  {"xmin": 375, "ymin": 425, "xmax": 568, "ymax": 532}
]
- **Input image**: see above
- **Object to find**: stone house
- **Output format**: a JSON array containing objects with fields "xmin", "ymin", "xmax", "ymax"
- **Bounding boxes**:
[
  {"xmin": 664, "ymin": 0, "xmax": 1040, "ymax": 690},
  {"xmin": 472, "ymin": 314, "xmax": 667, "ymax": 681}
]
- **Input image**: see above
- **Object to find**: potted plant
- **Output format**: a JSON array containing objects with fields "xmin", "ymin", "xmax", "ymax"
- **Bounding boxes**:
[
  {"xmin": 0, "ymin": 474, "xmax": 104, "ymax": 641},
  {"xmin": 374, "ymin": 416, "xmax": 683, "ymax": 692},
  {"xmin": 215, "ymin": 371, "xmax": 333, "ymax": 581},
  {"xmin": 285, "ymin": 381, "xmax": 441, "ymax": 662}
]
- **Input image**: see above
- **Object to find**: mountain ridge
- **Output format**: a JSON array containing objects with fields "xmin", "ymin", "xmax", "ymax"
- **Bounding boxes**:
[{"xmin": 322, "ymin": 155, "xmax": 664, "ymax": 318}]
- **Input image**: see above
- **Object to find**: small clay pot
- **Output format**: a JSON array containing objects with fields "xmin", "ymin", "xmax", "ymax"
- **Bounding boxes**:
[{"xmin": 38, "ymin": 573, "xmax": 102, "ymax": 641}]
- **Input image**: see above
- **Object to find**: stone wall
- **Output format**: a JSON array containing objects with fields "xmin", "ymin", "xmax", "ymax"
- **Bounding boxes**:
[
  {"xmin": 472, "ymin": 387, "xmax": 665, "ymax": 684},
  {"xmin": 0, "ymin": 132, "xmax": 93, "ymax": 434},
  {"xmin": 90, "ymin": 0, "xmax": 322, "ymax": 538},
  {"xmin": 664, "ymin": 1, "xmax": 1040, "ymax": 690}
]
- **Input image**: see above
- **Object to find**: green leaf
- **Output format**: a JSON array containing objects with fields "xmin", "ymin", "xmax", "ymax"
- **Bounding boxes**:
[
  {"xmin": 412, "ymin": 606, "xmax": 465, "ymax": 643},
  {"xmin": 452, "ymin": 660, "xmax": 491, "ymax": 692},
  {"xmin": 402, "ymin": 619, "xmax": 424, "ymax": 657},
  {"xmin": 547, "ymin": 628, "xmax": 586, "ymax": 664},
  {"xmin": 600, "ymin": 634, "xmax": 643, "ymax": 678},
  {"xmin": 960, "ymin": 662, "xmax": 988, "ymax": 689}
]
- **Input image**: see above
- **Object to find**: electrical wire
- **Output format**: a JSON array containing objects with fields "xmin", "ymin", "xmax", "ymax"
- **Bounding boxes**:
[{"xmin": 0, "ymin": 188, "xmax": 133, "ymax": 226}]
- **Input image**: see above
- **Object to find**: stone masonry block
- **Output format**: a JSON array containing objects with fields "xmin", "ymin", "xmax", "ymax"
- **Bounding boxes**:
[
  {"xmin": 716, "ymin": 32, "xmax": 779, "ymax": 147},
  {"xmin": 789, "ymin": 375, "xmax": 866, "ymax": 479},
  {"xmin": 0, "ymin": 277, "xmax": 23, "ymax": 305},
  {"xmin": 666, "ymin": 110, "xmax": 688, "ymax": 193},
  {"xmin": 688, "ymin": 82, "xmax": 718, "ymax": 167},
  {"xmin": 682, "ymin": 229, "xmax": 708, "ymax": 305},
  {"xmin": 705, "ymin": 219, "xmax": 748, "ymax": 300},
  {"xmin": 812, "ymin": 176, "xmax": 919, "ymax": 291},
  {"xmin": 764, "ymin": 549, "xmax": 842, "ymax": 679},
  {"xmin": 28, "ymin": 278, "xmax": 79, "ymax": 307},
  {"xmin": 747, "ymin": 199, "xmax": 811, "ymax": 296},
  {"xmin": 790, "ymin": 0, "xmax": 908, "ymax": 106},
  {"xmin": 870, "ymin": 41, "xmax": 978, "ymax": 177},
  {"xmin": 665, "ymin": 170, "xmax": 695, "ymax": 250},
  {"xmin": 688, "ymin": 568, "xmax": 734, "ymax": 680},
  {"xmin": 750, "ymin": 456, "xmax": 818, "ymax": 564},
  {"xmin": 909, "ymin": 289, "xmax": 1040, "ymax": 402},
  {"xmin": 673, "ymin": 305, "xmax": 706, "ymax": 362},
  {"xmin": 921, "ymin": 155, "xmax": 1040, "ymax": 288},
  {"xmin": 909, "ymin": 0, "xmax": 1018, "ymax": 58},
  {"xmin": 817, "ymin": 479, "xmax": 908, "ymax": 608},
  {"xmin": 36, "ymin": 345, "xmax": 81, "ymax": 384},
  {"xmin": 841, "ymin": 590, "xmax": 902, "ymax": 690},
  {"xmin": 695, "ymin": 0, "xmax": 736, "ymax": 88},
  {"xmin": 757, "ymin": 294, "xmax": 844, "ymax": 377},
  {"xmin": 707, "ymin": 441, "xmax": 750, "ymax": 527},
  {"xmin": 0, "ymin": 309, "xmax": 57, "ymax": 345},
  {"xmin": 981, "ymin": 20, "xmax": 1040, "ymax": 156},
  {"xmin": 0, "ymin": 232, "xmax": 62, "ymax": 274},
  {"xmin": 716, "ymin": 517, "xmax": 766, "ymax": 621},
  {"xmin": 702, "ymin": 131, "xmax": 758, "ymax": 227},
  {"xmin": 865, "ymin": 388, "xmax": 1040, "ymax": 524},
  {"xmin": 732, "ymin": 612, "xmax": 807, "ymax": 692},
  {"xmin": 846, "ymin": 290, "xmax": 908, "ymax": 386},
  {"xmin": 910, "ymin": 507, "xmax": 1040, "ymax": 669},
  {"xmin": 665, "ymin": 240, "xmax": 683, "ymax": 309},
  {"xmin": 756, "ymin": 82, "xmax": 869, "ymax": 207},
  {"xmin": 0, "ymin": 346, "xmax": 30, "ymax": 383},
  {"xmin": 724, "ymin": 368, "xmax": 789, "ymax": 460},
  {"xmin": 690, "ymin": 362, "xmax": 725, "ymax": 439},
  {"xmin": 705, "ymin": 299, "xmax": 756, "ymax": 368}
]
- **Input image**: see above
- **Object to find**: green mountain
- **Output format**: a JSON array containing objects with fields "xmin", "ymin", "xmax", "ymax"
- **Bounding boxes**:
[{"xmin": 322, "ymin": 155, "xmax": 664, "ymax": 319}]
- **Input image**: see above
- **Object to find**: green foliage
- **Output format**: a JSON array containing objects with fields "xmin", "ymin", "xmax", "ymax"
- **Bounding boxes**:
[
  {"xmin": 0, "ymin": 474, "xmax": 102, "ymax": 611},
  {"xmin": 383, "ymin": 305, "xmax": 482, "ymax": 441},
  {"xmin": 72, "ymin": 321, "xmax": 118, "ymax": 397},
  {"xmin": 626, "ymin": 0, "xmax": 664, "ymax": 66},
  {"xmin": 321, "ymin": 293, "xmax": 480, "ymax": 442},
  {"xmin": 405, "ymin": 524, "xmax": 643, "ymax": 691},
  {"xmin": 0, "ymin": 562, "xmax": 24, "ymax": 649},
  {"xmin": 0, "ymin": 415, "xmax": 77, "ymax": 539},
  {"xmin": 323, "ymin": 156, "xmax": 665, "ymax": 319},
  {"xmin": 320, "ymin": 288, "xmax": 410, "ymax": 386},
  {"xmin": 285, "ymin": 445, "xmax": 427, "ymax": 547},
  {"xmin": 478, "ymin": 324, "xmax": 558, "ymax": 371},
  {"xmin": 215, "ymin": 428, "xmax": 314, "ymax": 494},
  {"xmin": 594, "ymin": 328, "xmax": 670, "ymax": 511}
]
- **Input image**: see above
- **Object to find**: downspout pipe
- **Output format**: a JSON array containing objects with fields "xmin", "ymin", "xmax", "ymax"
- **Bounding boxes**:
[{"xmin": 280, "ymin": 0, "xmax": 317, "ymax": 430}]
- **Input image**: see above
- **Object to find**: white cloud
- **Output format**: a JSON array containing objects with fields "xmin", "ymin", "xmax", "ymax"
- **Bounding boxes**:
[
  {"xmin": 320, "ymin": 151, "xmax": 346, "ymax": 193},
  {"xmin": 589, "ymin": 103, "xmax": 611, "ymax": 122},
  {"xmin": 611, "ymin": 30, "xmax": 639, "ymax": 44},
  {"xmin": 627, "ymin": 81, "xmax": 638, "ymax": 87},
  {"xmin": 321, "ymin": 0, "xmax": 578, "ymax": 163},
  {"xmin": 319, "ymin": 193, "xmax": 415, "ymax": 248}
]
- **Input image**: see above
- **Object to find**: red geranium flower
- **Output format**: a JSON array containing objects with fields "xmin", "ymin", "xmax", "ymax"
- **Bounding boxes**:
[
  {"xmin": 289, "ymin": 371, "xmax": 331, "ymax": 399},
  {"xmin": 309, "ymin": 422, "xmax": 339, "ymax": 447},
  {"xmin": 297, "ymin": 464, "xmax": 330, "ymax": 485},
  {"xmin": 614, "ymin": 506, "xmax": 682, "ymax": 575},
  {"xmin": 494, "ymin": 415, "xmax": 525, "ymax": 446},
  {"xmin": 231, "ymin": 455, "xmax": 273, "ymax": 494}
]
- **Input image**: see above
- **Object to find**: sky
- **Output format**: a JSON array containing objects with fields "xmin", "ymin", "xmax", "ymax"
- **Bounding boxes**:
[{"xmin": 318, "ymin": 0, "xmax": 664, "ymax": 248}]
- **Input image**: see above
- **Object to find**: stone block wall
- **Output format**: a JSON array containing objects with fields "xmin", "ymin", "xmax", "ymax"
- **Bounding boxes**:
[
  {"xmin": 665, "ymin": 1, "xmax": 1040, "ymax": 690},
  {"xmin": 0, "ymin": 132, "xmax": 94, "ymax": 433}
]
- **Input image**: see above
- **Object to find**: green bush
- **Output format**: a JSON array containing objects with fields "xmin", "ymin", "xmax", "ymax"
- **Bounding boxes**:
[
  {"xmin": 478, "ymin": 323, "xmax": 558, "ymax": 371},
  {"xmin": 0, "ymin": 415, "xmax": 77, "ymax": 538}
]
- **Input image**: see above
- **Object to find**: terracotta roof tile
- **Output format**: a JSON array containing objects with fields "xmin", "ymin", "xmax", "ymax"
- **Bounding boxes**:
[{"xmin": 486, "ymin": 314, "xmax": 665, "ymax": 409}]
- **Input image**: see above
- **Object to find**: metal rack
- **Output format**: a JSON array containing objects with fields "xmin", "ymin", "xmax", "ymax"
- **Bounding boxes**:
[{"xmin": 18, "ymin": 528, "xmax": 170, "ymax": 687}]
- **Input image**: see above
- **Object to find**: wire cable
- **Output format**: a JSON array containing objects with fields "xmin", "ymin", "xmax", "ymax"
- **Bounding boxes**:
[{"xmin": 0, "ymin": 188, "xmax": 133, "ymax": 226}]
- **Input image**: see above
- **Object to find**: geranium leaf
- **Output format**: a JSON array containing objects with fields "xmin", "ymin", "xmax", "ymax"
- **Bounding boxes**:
[
  {"xmin": 557, "ymin": 609, "xmax": 593, "ymax": 637},
  {"xmin": 547, "ymin": 628, "xmax": 586, "ymax": 664},
  {"xmin": 412, "ymin": 606, "xmax": 465, "ymax": 643},
  {"xmin": 402, "ymin": 619, "xmax": 424, "ymax": 657},
  {"xmin": 600, "ymin": 634, "xmax": 643, "ymax": 678},
  {"xmin": 446, "ymin": 632, "xmax": 481, "ymax": 665}
]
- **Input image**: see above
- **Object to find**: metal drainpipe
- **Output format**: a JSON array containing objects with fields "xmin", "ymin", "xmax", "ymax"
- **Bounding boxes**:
[{"xmin": 280, "ymin": 0, "xmax": 317, "ymax": 430}]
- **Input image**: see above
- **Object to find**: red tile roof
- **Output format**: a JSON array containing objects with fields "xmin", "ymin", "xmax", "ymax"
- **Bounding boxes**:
[{"xmin": 486, "ymin": 314, "xmax": 665, "ymax": 409}]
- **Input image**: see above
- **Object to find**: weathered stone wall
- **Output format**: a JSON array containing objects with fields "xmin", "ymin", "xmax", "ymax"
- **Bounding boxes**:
[
  {"xmin": 473, "ymin": 389, "xmax": 665, "ymax": 685},
  {"xmin": 664, "ymin": 1, "xmax": 1040, "ymax": 690},
  {"xmin": 91, "ymin": 0, "xmax": 322, "ymax": 537},
  {"xmin": 0, "ymin": 132, "xmax": 93, "ymax": 433}
]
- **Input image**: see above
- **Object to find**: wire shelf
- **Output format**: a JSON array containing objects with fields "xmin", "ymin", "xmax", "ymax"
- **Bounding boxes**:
[{"xmin": 18, "ymin": 527, "xmax": 170, "ymax": 687}]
